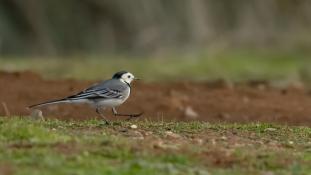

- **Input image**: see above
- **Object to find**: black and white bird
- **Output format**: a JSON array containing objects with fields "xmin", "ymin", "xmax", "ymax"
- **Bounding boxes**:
[{"xmin": 29, "ymin": 71, "xmax": 142, "ymax": 123}]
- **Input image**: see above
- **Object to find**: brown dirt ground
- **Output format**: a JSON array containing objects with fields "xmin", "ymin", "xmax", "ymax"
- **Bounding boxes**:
[{"xmin": 1, "ymin": 71, "xmax": 311, "ymax": 126}]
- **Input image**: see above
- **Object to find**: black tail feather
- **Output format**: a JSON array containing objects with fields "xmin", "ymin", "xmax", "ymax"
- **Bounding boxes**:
[{"xmin": 28, "ymin": 99, "xmax": 69, "ymax": 108}]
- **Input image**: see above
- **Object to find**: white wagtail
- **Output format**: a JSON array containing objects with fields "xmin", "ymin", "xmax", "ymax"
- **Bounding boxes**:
[{"xmin": 29, "ymin": 71, "xmax": 142, "ymax": 123}]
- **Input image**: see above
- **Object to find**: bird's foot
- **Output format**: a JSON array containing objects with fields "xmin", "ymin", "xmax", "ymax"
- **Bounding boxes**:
[{"xmin": 125, "ymin": 112, "xmax": 143, "ymax": 121}]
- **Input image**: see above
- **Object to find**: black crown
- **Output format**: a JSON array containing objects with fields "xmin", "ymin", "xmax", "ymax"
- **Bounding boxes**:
[{"xmin": 112, "ymin": 71, "xmax": 128, "ymax": 79}]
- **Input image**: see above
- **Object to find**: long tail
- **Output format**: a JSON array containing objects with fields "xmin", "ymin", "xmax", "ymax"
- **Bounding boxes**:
[{"xmin": 29, "ymin": 98, "xmax": 71, "ymax": 108}]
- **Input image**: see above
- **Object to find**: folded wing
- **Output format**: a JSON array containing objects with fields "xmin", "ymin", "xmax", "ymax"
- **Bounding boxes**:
[{"xmin": 66, "ymin": 80, "xmax": 127, "ymax": 100}]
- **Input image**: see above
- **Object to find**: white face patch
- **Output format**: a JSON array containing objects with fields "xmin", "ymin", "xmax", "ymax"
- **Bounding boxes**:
[{"xmin": 120, "ymin": 72, "xmax": 135, "ymax": 84}]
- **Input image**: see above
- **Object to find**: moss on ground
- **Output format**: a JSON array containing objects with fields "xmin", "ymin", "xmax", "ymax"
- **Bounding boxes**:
[{"xmin": 0, "ymin": 117, "xmax": 310, "ymax": 175}]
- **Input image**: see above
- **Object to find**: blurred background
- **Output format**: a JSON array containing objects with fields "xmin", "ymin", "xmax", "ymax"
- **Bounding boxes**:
[{"xmin": 1, "ymin": 0, "xmax": 311, "ymax": 82}]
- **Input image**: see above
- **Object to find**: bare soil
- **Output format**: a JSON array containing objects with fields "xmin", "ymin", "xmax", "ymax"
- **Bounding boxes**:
[{"xmin": 1, "ymin": 71, "xmax": 311, "ymax": 126}]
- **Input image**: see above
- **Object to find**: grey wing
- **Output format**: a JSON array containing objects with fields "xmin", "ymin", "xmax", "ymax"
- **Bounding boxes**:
[{"xmin": 66, "ymin": 80, "xmax": 127, "ymax": 100}]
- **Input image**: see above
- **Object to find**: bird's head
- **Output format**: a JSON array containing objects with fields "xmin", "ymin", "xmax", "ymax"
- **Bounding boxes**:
[{"xmin": 112, "ymin": 71, "xmax": 139, "ymax": 84}]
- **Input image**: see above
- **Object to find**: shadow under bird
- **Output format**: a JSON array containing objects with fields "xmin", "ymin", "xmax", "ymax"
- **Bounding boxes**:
[{"xmin": 29, "ymin": 71, "xmax": 143, "ymax": 124}]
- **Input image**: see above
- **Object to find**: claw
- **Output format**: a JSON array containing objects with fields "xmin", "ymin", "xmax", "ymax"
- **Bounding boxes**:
[
  {"xmin": 126, "ymin": 112, "xmax": 143, "ymax": 121},
  {"xmin": 96, "ymin": 107, "xmax": 110, "ymax": 125}
]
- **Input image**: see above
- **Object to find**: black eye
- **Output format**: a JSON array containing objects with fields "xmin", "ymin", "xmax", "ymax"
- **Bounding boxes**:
[{"xmin": 128, "ymin": 75, "xmax": 131, "ymax": 78}]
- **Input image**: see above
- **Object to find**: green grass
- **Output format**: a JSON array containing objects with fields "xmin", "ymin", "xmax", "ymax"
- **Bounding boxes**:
[
  {"xmin": 0, "ymin": 117, "xmax": 310, "ymax": 175},
  {"xmin": 1, "ymin": 49, "xmax": 311, "ymax": 83}
]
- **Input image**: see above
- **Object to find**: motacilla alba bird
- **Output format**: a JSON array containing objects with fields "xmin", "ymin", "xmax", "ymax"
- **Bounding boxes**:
[{"xmin": 29, "ymin": 71, "xmax": 142, "ymax": 124}]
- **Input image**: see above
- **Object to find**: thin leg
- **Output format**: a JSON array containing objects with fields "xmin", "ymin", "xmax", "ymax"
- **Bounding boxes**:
[
  {"xmin": 96, "ymin": 107, "xmax": 110, "ymax": 125},
  {"xmin": 112, "ymin": 107, "xmax": 118, "ymax": 116},
  {"xmin": 112, "ymin": 107, "xmax": 143, "ymax": 120}
]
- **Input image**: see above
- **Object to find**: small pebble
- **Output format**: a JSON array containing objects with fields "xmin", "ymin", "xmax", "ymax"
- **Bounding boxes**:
[
  {"xmin": 220, "ymin": 136, "xmax": 227, "ymax": 140},
  {"xmin": 30, "ymin": 109, "xmax": 44, "ymax": 120},
  {"xmin": 130, "ymin": 124, "xmax": 138, "ymax": 129},
  {"xmin": 184, "ymin": 106, "xmax": 199, "ymax": 119}
]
